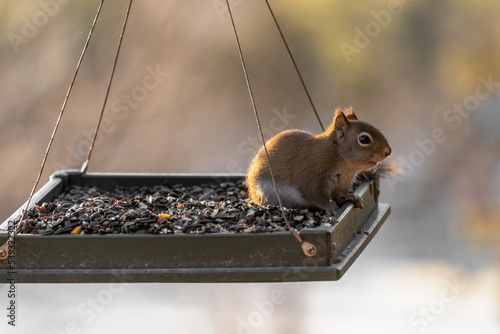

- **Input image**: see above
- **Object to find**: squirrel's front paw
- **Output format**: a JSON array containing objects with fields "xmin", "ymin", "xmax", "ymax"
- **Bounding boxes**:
[{"xmin": 339, "ymin": 193, "xmax": 363, "ymax": 209}]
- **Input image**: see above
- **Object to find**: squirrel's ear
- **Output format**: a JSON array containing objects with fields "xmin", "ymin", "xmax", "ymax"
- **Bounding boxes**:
[
  {"xmin": 345, "ymin": 107, "xmax": 358, "ymax": 121},
  {"xmin": 333, "ymin": 108, "xmax": 349, "ymax": 139}
]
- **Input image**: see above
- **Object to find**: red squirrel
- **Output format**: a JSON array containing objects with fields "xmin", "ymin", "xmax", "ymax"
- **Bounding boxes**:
[{"xmin": 246, "ymin": 107, "xmax": 391, "ymax": 215}]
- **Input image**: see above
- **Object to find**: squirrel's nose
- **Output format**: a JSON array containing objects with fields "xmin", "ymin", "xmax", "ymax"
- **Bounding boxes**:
[{"xmin": 384, "ymin": 146, "xmax": 392, "ymax": 157}]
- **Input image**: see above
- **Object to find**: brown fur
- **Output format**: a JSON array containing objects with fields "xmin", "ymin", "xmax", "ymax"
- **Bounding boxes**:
[{"xmin": 246, "ymin": 108, "xmax": 391, "ymax": 214}]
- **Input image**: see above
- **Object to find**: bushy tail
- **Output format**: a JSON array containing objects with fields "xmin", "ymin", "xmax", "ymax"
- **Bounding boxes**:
[{"xmin": 352, "ymin": 158, "xmax": 403, "ymax": 189}]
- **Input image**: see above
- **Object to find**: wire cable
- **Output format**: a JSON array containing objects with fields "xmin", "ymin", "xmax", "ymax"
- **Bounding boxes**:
[
  {"xmin": 264, "ymin": 0, "xmax": 324, "ymax": 131},
  {"xmin": 224, "ymin": 0, "xmax": 316, "ymax": 257},
  {"xmin": 82, "ymin": 0, "xmax": 133, "ymax": 173},
  {"xmin": 0, "ymin": 0, "xmax": 105, "ymax": 259}
]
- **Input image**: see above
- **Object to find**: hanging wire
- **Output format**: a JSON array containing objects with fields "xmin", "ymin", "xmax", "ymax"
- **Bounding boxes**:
[
  {"xmin": 264, "ymin": 0, "xmax": 324, "ymax": 131},
  {"xmin": 224, "ymin": 0, "xmax": 316, "ymax": 257},
  {"xmin": 81, "ymin": 0, "xmax": 133, "ymax": 173},
  {"xmin": 0, "ymin": 0, "xmax": 105, "ymax": 258}
]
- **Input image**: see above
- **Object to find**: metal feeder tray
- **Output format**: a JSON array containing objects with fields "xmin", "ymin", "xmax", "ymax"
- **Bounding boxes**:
[{"xmin": 0, "ymin": 169, "xmax": 390, "ymax": 283}]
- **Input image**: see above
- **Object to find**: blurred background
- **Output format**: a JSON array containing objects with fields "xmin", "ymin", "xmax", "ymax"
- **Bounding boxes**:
[{"xmin": 0, "ymin": 0, "xmax": 499, "ymax": 332}]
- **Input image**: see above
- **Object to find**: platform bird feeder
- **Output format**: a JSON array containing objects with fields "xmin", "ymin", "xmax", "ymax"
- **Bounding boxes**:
[{"xmin": 0, "ymin": 170, "xmax": 389, "ymax": 283}]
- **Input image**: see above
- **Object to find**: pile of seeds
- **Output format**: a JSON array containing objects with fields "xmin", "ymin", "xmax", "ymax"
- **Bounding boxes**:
[{"xmin": 17, "ymin": 180, "xmax": 334, "ymax": 235}]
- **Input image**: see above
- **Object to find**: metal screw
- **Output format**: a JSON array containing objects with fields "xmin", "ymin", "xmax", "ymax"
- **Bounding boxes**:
[
  {"xmin": 0, "ymin": 249, "xmax": 6, "ymax": 258},
  {"xmin": 307, "ymin": 245, "xmax": 316, "ymax": 255}
]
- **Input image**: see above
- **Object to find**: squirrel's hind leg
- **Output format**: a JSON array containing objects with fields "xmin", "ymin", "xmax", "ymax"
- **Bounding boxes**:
[{"xmin": 319, "ymin": 199, "xmax": 339, "ymax": 216}]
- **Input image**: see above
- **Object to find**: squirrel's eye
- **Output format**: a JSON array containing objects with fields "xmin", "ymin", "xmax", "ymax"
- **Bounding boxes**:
[{"xmin": 358, "ymin": 132, "xmax": 372, "ymax": 146}]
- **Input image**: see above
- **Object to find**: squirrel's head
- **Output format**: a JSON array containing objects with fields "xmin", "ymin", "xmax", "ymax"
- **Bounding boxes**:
[{"xmin": 327, "ymin": 107, "xmax": 392, "ymax": 170}]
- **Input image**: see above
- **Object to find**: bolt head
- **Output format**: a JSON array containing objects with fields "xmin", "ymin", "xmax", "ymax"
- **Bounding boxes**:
[
  {"xmin": 0, "ymin": 250, "xmax": 6, "ymax": 257},
  {"xmin": 307, "ymin": 245, "xmax": 316, "ymax": 255}
]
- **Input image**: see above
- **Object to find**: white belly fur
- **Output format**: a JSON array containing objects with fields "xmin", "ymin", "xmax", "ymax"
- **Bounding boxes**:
[{"xmin": 257, "ymin": 179, "xmax": 309, "ymax": 209}]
